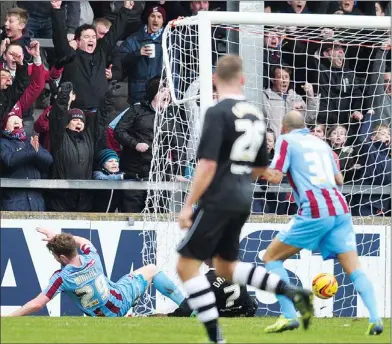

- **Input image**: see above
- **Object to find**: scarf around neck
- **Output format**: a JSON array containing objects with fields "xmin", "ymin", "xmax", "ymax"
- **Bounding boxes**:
[
  {"xmin": 2, "ymin": 128, "xmax": 27, "ymax": 141},
  {"xmin": 144, "ymin": 25, "xmax": 163, "ymax": 41}
]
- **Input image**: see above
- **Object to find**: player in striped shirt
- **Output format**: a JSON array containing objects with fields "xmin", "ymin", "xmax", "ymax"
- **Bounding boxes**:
[
  {"xmin": 261, "ymin": 111, "xmax": 383, "ymax": 335},
  {"xmin": 6, "ymin": 227, "xmax": 186, "ymax": 317}
]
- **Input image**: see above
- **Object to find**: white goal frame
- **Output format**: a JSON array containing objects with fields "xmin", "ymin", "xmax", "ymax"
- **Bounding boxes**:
[{"xmin": 162, "ymin": 11, "xmax": 391, "ymax": 125}]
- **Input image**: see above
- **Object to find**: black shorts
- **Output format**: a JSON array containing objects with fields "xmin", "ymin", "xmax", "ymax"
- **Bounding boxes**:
[{"xmin": 177, "ymin": 207, "xmax": 249, "ymax": 262}]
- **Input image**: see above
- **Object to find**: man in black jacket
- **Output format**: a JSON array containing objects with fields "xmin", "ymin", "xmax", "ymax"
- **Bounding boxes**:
[
  {"xmin": 307, "ymin": 41, "xmax": 363, "ymax": 127},
  {"xmin": 47, "ymin": 82, "xmax": 108, "ymax": 212},
  {"xmin": 50, "ymin": 0, "xmax": 134, "ymax": 111},
  {"xmin": 114, "ymin": 77, "xmax": 175, "ymax": 213}
]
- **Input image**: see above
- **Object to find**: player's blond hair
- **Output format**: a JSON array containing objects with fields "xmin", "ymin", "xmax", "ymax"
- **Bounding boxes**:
[
  {"xmin": 7, "ymin": 8, "xmax": 29, "ymax": 25},
  {"xmin": 215, "ymin": 55, "xmax": 243, "ymax": 83},
  {"xmin": 47, "ymin": 233, "xmax": 78, "ymax": 258}
]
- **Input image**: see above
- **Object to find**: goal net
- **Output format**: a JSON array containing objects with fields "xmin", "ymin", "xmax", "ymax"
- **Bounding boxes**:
[{"xmin": 140, "ymin": 12, "xmax": 391, "ymax": 318}]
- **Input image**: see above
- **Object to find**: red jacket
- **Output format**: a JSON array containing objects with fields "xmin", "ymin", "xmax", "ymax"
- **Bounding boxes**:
[
  {"xmin": 27, "ymin": 64, "xmax": 63, "ymax": 82},
  {"xmin": 6, "ymin": 63, "xmax": 46, "ymax": 121},
  {"xmin": 34, "ymin": 105, "xmax": 52, "ymax": 151}
]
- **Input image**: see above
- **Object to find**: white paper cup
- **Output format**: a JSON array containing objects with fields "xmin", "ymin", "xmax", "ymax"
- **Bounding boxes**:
[{"xmin": 145, "ymin": 43, "xmax": 155, "ymax": 58}]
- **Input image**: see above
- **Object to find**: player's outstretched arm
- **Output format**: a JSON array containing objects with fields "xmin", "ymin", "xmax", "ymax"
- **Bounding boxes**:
[
  {"xmin": 36, "ymin": 227, "xmax": 92, "ymax": 249},
  {"xmin": 7, "ymin": 293, "xmax": 50, "ymax": 317},
  {"xmin": 253, "ymin": 167, "xmax": 283, "ymax": 184},
  {"xmin": 72, "ymin": 236, "xmax": 93, "ymax": 249}
]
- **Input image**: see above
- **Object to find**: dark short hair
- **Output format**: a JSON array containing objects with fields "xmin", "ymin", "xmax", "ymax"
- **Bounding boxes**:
[
  {"xmin": 327, "ymin": 124, "xmax": 347, "ymax": 138},
  {"xmin": 271, "ymin": 65, "xmax": 292, "ymax": 78},
  {"xmin": 75, "ymin": 24, "xmax": 96, "ymax": 40},
  {"xmin": 266, "ymin": 127, "xmax": 276, "ymax": 141},
  {"xmin": 47, "ymin": 233, "xmax": 78, "ymax": 259}
]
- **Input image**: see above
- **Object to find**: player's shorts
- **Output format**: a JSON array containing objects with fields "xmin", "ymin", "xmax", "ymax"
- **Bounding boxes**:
[
  {"xmin": 115, "ymin": 273, "xmax": 148, "ymax": 310},
  {"xmin": 177, "ymin": 207, "xmax": 250, "ymax": 261},
  {"xmin": 277, "ymin": 213, "xmax": 356, "ymax": 260}
]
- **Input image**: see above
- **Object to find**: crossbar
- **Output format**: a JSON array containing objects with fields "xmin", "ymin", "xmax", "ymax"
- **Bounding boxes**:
[{"xmin": 192, "ymin": 11, "xmax": 391, "ymax": 29}]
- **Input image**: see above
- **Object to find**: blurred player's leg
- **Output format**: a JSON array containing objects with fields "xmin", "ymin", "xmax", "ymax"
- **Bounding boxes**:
[
  {"xmin": 177, "ymin": 256, "xmax": 223, "ymax": 344},
  {"xmin": 340, "ymin": 257, "xmax": 382, "ymax": 335},
  {"xmin": 320, "ymin": 214, "xmax": 383, "ymax": 335},
  {"xmin": 263, "ymin": 237, "xmax": 301, "ymax": 332},
  {"xmin": 265, "ymin": 261, "xmax": 299, "ymax": 332},
  {"xmin": 134, "ymin": 265, "xmax": 185, "ymax": 307}
]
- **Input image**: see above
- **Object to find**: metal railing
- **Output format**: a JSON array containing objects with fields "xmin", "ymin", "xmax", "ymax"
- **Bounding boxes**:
[{"xmin": 0, "ymin": 178, "xmax": 389, "ymax": 194}]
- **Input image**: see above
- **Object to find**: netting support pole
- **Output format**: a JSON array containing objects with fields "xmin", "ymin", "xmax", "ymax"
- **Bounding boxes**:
[
  {"xmin": 198, "ymin": 12, "xmax": 213, "ymax": 124},
  {"xmin": 226, "ymin": 1, "xmax": 240, "ymax": 55}
]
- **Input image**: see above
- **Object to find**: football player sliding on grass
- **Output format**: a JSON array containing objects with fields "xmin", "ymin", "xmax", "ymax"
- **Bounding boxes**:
[{"xmin": 5, "ymin": 227, "xmax": 188, "ymax": 317}]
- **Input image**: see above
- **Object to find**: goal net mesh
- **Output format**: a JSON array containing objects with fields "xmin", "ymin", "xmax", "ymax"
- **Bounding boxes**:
[{"xmin": 139, "ymin": 17, "xmax": 391, "ymax": 317}]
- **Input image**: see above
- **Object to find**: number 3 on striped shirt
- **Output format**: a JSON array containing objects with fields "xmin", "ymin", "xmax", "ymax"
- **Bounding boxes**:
[{"xmin": 304, "ymin": 152, "xmax": 335, "ymax": 185}]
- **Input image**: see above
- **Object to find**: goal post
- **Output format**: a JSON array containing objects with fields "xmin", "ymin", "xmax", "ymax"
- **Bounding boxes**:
[{"xmin": 139, "ymin": 11, "xmax": 391, "ymax": 318}]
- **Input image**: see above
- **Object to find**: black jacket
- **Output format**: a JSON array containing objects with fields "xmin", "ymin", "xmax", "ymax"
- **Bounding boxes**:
[
  {"xmin": 18, "ymin": 1, "xmax": 80, "ymax": 34},
  {"xmin": 0, "ymin": 64, "xmax": 29, "ymax": 120},
  {"xmin": 51, "ymin": 6, "xmax": 131, "ymax": 110},
  {"xmin": 307, "ymin": 56, "xmax": 363, "ymax": 125},
  {"xmin": 115, "ymin": 102, "xmax": 155, "ymax": 179},
  {"xmin": 90, "ymin": 1, "xmax": 145, "ymax": 39},
  {"xmin": 47, "ymin": 100, "xmax": 108, "ymax": 212},
  {"xmin": 0, "ymin": 135, "xmax": 53, "ymax": 211},
  {"xmin": 115, "ymin": 102, "xmax": 185, "ymax": 180}
]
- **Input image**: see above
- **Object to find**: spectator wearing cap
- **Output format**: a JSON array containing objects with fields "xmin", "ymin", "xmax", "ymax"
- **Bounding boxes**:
[
  {"xmin": 50, "ymin": 0, "xmax": 135, "ymax": 111},
  {"xmin": 0, "ymin": 113, "xmax": 52, "ymax": 211},
  {"xmin": 92, "ymin": 148, "xmax": 133, "ymax": 212},
  {"xmin": 120, "ymin": 5, "xmax": 165, "ymax": 105},
  {"xmin": 47, "ymin": 82, "xmax": 108, "ymax": 212},
  {"xmin": 114, "ymin": 76, "xmax": 173, "ymax": 212}
]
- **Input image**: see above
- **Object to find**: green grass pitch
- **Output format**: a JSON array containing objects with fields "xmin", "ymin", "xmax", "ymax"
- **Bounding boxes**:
[{"xmin": 1, "ymin": 317, "xmax": 390, "ymax": 343}]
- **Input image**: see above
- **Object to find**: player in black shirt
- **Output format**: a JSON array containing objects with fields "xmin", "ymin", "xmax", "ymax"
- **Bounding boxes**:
[
  {"xmin": 175, "ymin": 55, "xmax": 314, "ymax": 344},
  {"xmin": 168, "ymin": 261, "xmax": 258, "ymax": 318}
]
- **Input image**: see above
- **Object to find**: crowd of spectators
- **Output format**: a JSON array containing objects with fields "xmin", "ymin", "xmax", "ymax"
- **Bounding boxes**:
[{"xmin": 0, "ymin": 0, "xmax": 390, "ymax": 217}]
